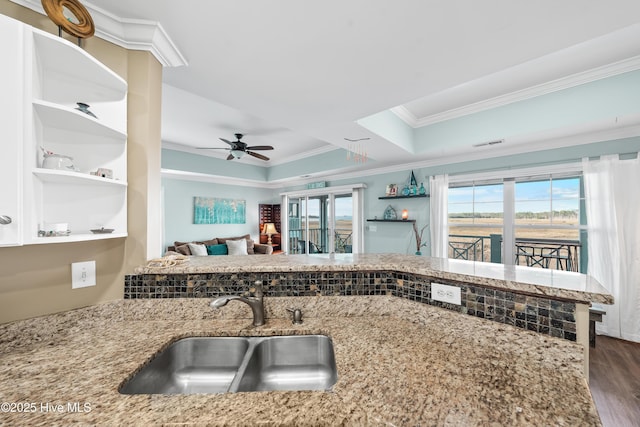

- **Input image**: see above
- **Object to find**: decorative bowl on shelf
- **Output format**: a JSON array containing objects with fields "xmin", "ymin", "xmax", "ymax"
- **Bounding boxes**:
[{"xmin": 90, "ymin": 227, "xmax": 114, "ymax": 234}]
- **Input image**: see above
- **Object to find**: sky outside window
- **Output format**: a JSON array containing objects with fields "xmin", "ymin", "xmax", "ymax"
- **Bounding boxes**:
[
  {"xmin": 449, "ymin": 183, "xmax": 504, "ymax": 223},
  {"xmin": 303, "ymin": 196, "xmax": 352, "ymax": 218},
  {"xmin": 515, "ymin": 178, "xmax": 580, "ymax": 225}
]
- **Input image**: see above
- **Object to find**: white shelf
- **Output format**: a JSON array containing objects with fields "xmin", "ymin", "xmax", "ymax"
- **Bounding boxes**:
[
  {"xmin": 33, "ymin": 100, "xmax": 127, "ymax": 140},
  {"xmin": 29, "ymin": 232, "xmax": 127, "ymax": 245},
  {"xmin": 33, "ymin": 169, "xmax": 127, "ymax": 187},
  {"xmin": 32, "ymin": 29, "xmax": 127, "ymax": 103}
]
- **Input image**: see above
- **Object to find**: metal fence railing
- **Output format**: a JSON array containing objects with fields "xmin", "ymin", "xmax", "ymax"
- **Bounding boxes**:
[
  {"xmin": 514, "ymin": 238, "xmax": 581, "ymax": 272},
  {"xmin": 288, "ymin": 228, "xmax": 352, "ymax": 254},
  {"xmin": 448, "ymin": 234, "xmax": 582, "ymax": 272},
  {"xmin": 449, "ymin": 234, "xmax": 490, "ymax": 262}
]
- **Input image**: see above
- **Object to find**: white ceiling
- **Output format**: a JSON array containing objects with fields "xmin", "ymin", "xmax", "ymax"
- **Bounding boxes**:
[{"xmin": 80, "ymin": 1, "xmax": 640, "ymax": 171}]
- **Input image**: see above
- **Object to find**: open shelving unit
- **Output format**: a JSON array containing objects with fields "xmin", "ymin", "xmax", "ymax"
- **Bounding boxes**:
[
  {"xmin": 17, "ymin": 22, "xmax": 128, "ymax": 245},
  {"xmin": 367, "ymin": 192, "xmax": 428, "ymax": 223}
]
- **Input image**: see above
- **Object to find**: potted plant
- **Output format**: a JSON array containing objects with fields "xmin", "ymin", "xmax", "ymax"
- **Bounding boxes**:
[{"xmin": 412, "ymin": 222, "xmax": 429, "ymax": 255}]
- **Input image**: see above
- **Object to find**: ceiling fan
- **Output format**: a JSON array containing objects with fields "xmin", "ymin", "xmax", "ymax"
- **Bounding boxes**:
[{"xmin": 197, "ymin": 133, "xmax": 273, "ymax": 161}]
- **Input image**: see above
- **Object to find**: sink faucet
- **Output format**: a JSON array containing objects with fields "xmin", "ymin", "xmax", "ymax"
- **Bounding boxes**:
[{"xmin": 210, "ymin": 281, "xmax": 265, "ymax": 326}]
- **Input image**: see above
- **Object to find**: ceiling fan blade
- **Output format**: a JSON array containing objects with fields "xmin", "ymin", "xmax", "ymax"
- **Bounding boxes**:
[
  {"xmin": 247, "ymin": 151, "xmax": 270, "ymax": 161},
  {"xmin": 226, "ymin": 153, "xmax": 235, "ymax": 160},
  {"xmin": 220, "ymin": 138, "xmax": 235, "ymax": 146},
  {"xmin": 195, "ymin": 147, "xmax": 230, "ymax": 150},
  {"xmin": 246, "ymin": 145, "xmax": 274, "ymax": 151}
]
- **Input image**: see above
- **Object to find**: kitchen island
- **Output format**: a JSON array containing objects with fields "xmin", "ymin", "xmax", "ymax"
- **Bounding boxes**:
[
  {"xmin": 0, "ymin": 296, "xmax": 601, "ymax": 426},
  {"xmin": 130, "ymin": 253, "xmax": 612, "ymax": 379},
  {"xmin": 135, "ymin": 253, "xmax": 611, "ymax": 304}
]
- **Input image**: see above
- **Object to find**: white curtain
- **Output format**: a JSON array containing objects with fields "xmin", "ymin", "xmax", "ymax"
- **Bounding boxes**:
[
  {"xmin": 429, "ymin": 174, "xmax": 449, "ymax": 258},
  {"xmin": 583, "ymin": 154, "xmax": 640, "ymax": 342}
]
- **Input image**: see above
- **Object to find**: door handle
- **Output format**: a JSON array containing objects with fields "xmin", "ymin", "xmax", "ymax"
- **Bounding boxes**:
[{"xmin": 0, "ymin": 215, "xmax": 12, "ymax": 225}]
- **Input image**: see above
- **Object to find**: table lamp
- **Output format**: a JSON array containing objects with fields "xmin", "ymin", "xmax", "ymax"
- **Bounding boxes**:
[{"xmin": 263, "ymin": 223, "xmax": 278, "ymax": 245}]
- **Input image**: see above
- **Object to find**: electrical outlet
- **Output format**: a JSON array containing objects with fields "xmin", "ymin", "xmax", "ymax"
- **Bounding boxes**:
[
  {"xmin": 431, "ymin": 282, "xmax": 461, "ymax": 305},
  {"xmin": 369, "ymin": 225, "xmax": 377, "ymax": 232},
  {"xmin": 72, "ymin": 261, "xmax": 96, "ymax": 289}
]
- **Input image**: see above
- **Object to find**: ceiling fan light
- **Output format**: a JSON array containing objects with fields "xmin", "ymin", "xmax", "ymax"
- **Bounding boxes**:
[{"xmin": 230, "ymin": 149, "xmax": 245, "ymax": 159}]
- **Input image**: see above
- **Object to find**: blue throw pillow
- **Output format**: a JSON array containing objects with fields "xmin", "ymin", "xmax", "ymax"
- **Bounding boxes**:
[{"xmin": 206, "ymin": 243, "xmax": 228, "ymax": 255}]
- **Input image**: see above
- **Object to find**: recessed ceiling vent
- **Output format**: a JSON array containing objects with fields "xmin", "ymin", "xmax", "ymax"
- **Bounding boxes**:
[{"xmin": 473, "ymin": 139, "xmax": 504, "ymax": 148}]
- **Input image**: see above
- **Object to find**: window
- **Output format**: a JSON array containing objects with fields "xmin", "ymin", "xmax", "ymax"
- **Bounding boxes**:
[
  {"xmin": 448, "ymin": 171, "xmax": 586, "ymax": 272},
  {"xmin": 448, "ymin": 182, "xmax": 503, "ymax": 263},
  {"xmin": 514, "ymin": 177, "xmax": 584, "ymax": 271}
]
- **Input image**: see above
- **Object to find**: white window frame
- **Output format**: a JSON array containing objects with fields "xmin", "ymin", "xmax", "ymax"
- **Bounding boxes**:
[
  {"xmin": 280, "ymin": 183, "xmax": 366, "ymax": 254},
  {"xmin": 448, "ymin": 163, "xmax": 584, "ymax": 266}
]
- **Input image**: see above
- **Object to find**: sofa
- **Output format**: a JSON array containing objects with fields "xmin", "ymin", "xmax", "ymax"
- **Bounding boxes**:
[{"xmin": 167, "ymin": 234, "xmax": 273, "ymax": 256}]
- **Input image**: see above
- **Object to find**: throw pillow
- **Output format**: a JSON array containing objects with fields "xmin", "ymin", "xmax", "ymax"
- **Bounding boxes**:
[
  {"xmin": 217, "ymin": 234, "xmax": 251, "ymax": 243},
  {"xmin": 207, "ymin": 243, "xmax": 228, "ymax": 255},
  {"xmin": 187, "ymin": 243, "xmax": 208, "ymax": 256},
  {"xmin": 246, "ymin": 239, "xmax": 255, "ymax": 254},
  {"xmin": 226, "ymin": 238, "xmax": 248, "ymax": 255},
  {"xmin": 200, "ymin": 238, "xmax": 219, "ymax": 246},
  {"xmin": 174, "ymin": 244, "xmax": 191, "ymax": 256},
  {"xmin": 175, "ymin": 238, "xmax": 218, "ymax": 247},
  {"xmin": 218, "ymin": 235, "xmax": 255, "ymax": 254}
]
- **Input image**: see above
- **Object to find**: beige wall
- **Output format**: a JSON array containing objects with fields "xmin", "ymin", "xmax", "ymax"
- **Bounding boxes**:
[
  {"xmin": 126, "ymin": 50, "xmax": 163, "ymax": 264},
  {"xmin": 0, "ymin": 1, "xmax": 162, "ymax": 323}
]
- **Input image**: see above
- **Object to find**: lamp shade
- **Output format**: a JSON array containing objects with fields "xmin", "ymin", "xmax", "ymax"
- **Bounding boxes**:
[{"xmin": 263, "ymin": 223, "xmax": 277, "ymax": 235}]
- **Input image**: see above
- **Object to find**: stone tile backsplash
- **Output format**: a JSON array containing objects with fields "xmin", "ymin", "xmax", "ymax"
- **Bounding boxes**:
[{"xmin": 124, "ymin": 270, "xmax": 576, "ymax": 341}]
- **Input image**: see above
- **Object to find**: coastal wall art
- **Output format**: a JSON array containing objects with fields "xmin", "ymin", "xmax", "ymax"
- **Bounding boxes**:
[{"xmin": 193, "ymin": 197, "xmax": 246, "ymax": 224}]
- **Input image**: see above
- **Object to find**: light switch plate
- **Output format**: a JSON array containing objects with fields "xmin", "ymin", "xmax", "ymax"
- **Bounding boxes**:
[
  {"xmin": 72, "ymin": 261, "xmax": 96, "ymax": 289},
  {"xmin": 431, "ymin": 282, "xmax": 461, "ymax": 305}
]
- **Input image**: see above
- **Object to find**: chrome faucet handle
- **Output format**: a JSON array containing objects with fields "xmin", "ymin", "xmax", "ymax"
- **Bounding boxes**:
[
  {"xmin": 0, "ymin": 215, "xmax": 12, "ymax": 225},
  {"xmin": 286, "ymin": 308, "xmax": 303, "ymax": 324},
  {"xmin": 253, "ymin": 280, "xmax": 264, "ymax": 297}
]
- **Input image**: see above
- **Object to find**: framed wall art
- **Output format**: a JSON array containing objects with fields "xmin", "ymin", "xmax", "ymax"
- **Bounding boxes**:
[
  {"xmin": 193, "ymin": 197, "xmax": 246, "ymax": 224},
  {"xmin": 385, "ymin": 184, "xmax": 398, "ymax": 197}
]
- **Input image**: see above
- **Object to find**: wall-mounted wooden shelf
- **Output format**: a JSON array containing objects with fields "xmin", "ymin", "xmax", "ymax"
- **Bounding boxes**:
[
  {"xmin": 367, "ymin": 219, "xmax": 416, "ymax": 223},
  {"xmin": 378, "ymin": 194, "xmax": 428, "ymax": 200}
]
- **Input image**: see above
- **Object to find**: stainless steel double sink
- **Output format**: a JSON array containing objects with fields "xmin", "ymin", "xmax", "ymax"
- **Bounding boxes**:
[{"xmin": 119, "ymin": 335, "xmax": 338, "ymax": 394}]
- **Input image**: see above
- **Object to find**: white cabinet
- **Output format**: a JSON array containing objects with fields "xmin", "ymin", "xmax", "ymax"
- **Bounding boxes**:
[
  {"xmin": 0, "ymin": 14, "xmax": 128, "ymax": 246},
  {"xmin": 0, "ymin": 15, "xmax": 24, "ymax": 246}
]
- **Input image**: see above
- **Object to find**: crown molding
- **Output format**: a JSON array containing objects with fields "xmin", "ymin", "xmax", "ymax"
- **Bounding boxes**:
[
  {"xmin": 161, "ymin": 169, "xmax": 276, "ymax": 189},
  {"xmin": 350, "ymin": 116, "xmax": 640, "ymax": 179},
  {"xmin": 390, "ymin": 106, "xmax": 419, "ymax": 128},
  {"xmin": 163, "ymin": 115, "xmax": 640, "ymax": 188},
  {"xmin": 9, "ymin": 0, "xmax": 187, "ymax": 67},
  {"xmin": 393, "ymin": 55, "xmax": 640, "ymax": 129}
]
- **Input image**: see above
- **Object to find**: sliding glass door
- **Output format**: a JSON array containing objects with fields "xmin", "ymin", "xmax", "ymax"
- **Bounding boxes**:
[
  {"xmin": 287, "ymin": 196, "xmax": 324, "ymax": 254},
  {"xmin": 333, "ymin": 194, "xmax": 353, "ymax": 253},
  {"xmin": 281, "ymin": 184, "xmax": 364, "ymax": 254}
]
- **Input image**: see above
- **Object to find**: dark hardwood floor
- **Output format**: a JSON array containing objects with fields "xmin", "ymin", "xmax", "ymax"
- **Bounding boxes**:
[{"xmin": 589, "ymin": 336, "xmax": 640, "ymax": 427}]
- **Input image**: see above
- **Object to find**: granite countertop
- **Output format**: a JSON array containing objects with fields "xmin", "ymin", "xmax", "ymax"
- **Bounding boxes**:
[
  {"xmin": 136, "ymin": 253, "xmax": 613, "ymax": 304},
  {"xmin": 0, "ymin": 296, "xmax": 600, "ymax": 426}
]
